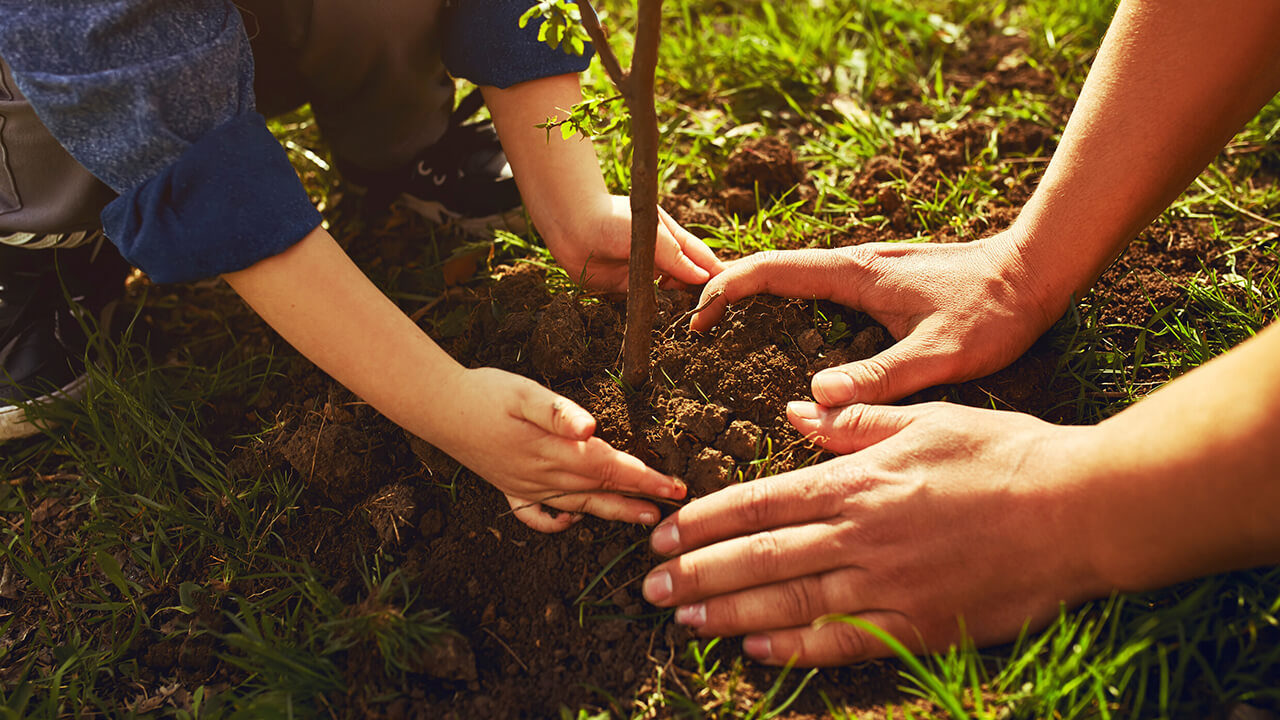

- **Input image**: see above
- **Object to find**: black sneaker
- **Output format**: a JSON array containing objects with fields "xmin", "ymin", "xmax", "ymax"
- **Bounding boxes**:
[
  {"xmin": 0, "ymin": 242, "xmax": 126, "ymax": 442},
  {"xmin": 343, "ymin": 90, "xmax": 526, "ymax": 236}
]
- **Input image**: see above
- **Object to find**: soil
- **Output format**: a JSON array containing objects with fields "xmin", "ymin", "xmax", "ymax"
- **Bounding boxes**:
[
  {"xmin": 186, "ymin": 101, "xmax": 1272, "ymax": 717},
  {"xmin": 7, "ymin": 27, "xmax": 1276, "ymax": 720}
]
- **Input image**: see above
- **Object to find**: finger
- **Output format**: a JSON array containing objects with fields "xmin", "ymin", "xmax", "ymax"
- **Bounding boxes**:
[
  {"xmin": 670, "ymin": 566, "xmax": 867, "ymax": 638},
  {"xmin": 689, "ymin": 249, "xmax": 859, "ymax": 332},
  {"xmin": 657, "ymin": 274, "xmax": 691, "ymax": 291},
  {"xmin": 659, "ymin": 206, "xmax": 726, "ymax": 277},
  {"xmin": 643, "ymin": 520, "xmax": 853, "ymax": 607},
  {"xmin": 786, "ymin": 402, "xmax": 916, "ymax": 454},
  {"xmin": 517, "ymin": 384, "xmax": 596, "ymax": 440},
  {"xmin": 647, "ymin": 464, "xmax": 846, "ymax": 557},
  {"xmin": 506, "ymin": 493, "xmax": 580, "ymax": 533},
  {"xmin": 541, "ymin": 487, "xmax": 663, "ymax": 526},
  {"xmin": 654, "ymin": 219, "xmax": 712, "ymax": 286},
  {"xmin": 742, "ymin": 611, "xmax": 911, "ymax": 667},
  {"xmin": 541, "ymin": 436, "xmax": 688, "ymax": 500},
  {"xmin": 809, "ymin": 329, "xmax": 957, "ymax": 405}
]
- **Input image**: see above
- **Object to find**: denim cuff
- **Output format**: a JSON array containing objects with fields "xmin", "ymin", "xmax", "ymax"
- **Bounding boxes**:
[
  {"xmin": 444, "ymin": 0, "xmax": 595, "ymax": 89},
  {"xmin": 102, "ymin": 112, "xmax": 321, "ymax": 284}
]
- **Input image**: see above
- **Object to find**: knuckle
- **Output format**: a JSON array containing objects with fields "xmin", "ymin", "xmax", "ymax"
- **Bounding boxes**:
[
  {"xmin": 779, "ymin": 576, "xmax": 819, "ymax": 623},
  {"xmin": 746, "ymin": 530, "xmax": 783, "ymax": 580},
  {"xmin": 854, "ymin": 356, "xmax": 893, "ymax": 399},
  {"xmin": 840, "ymin": 244, "xmax": 877, "ymax": 272},
  {"xmin": 834, "ymin": 403, "xmax": 871, "ymax": 434},
  {"xmin": 594, "ymin": 455, "xmax": 623, "ymax": 491},
  {"xmin": 826, "ymin": 622, "xmax": 870, "ymax": 662},
  {"xmin": 750, "ymin": 250, "xmax": 783, "ymax": 268},
  {"xmin": 712, "ymin": 597, "xmax": 744, "ymax": 633},
  {"xmin": 740, "ymin": 481, "xmax": 775, "ymax": 530}
]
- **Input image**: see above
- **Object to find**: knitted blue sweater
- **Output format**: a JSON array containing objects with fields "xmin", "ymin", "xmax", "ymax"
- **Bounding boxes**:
[{"xmin": 0, "ymin": 0, "xmax": 592, "ymax": 282}]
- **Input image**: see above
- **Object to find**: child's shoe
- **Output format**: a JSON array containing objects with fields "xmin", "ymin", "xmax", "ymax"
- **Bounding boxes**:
[
  {"xmin": 343, "ymin": 90, "xmax": 525, "ymax": 236},
  {"xmin": 0, "ymin": 241, "xmax": 126, "ymax": 442}
]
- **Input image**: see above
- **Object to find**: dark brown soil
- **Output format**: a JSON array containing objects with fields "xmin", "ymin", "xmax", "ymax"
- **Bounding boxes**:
[
  {"xmin": 9, "ymin": 26, "xmax": 1273, "ymax": 720},
  {"xmin": 192, "ymin": 111, "xmax": 1272, "ymax": 715},
  {"xmin": 66, "ymin": 86, "xmax": 1266, "ymax": 715}
]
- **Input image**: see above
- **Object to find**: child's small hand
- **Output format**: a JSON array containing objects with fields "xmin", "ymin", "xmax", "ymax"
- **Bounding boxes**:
[
  {"xmin": 544, "ymin": 195, "xmax": 725, "ymax": 293},
  {"xmin": 434, "ymin": 366, "xmax": 687, "ymax": 533}
]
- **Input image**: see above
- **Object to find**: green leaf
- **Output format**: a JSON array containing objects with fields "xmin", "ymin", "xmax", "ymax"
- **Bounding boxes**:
[
  {"xmin": 95, "ymin": 549, "xmax": 130, "ymax": 597},
  {"xmin": 178, "ymin": 581, "xmax": 202, "ymax": 611},
  {"xmin": 518, "ymin": 5, "xmax": 539, "ymax": 28}
]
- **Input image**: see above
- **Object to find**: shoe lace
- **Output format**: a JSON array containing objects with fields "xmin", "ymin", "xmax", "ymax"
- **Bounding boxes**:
[{"xmin": 413, "ymin": 90, "xmax": 504, "ymax": 182}]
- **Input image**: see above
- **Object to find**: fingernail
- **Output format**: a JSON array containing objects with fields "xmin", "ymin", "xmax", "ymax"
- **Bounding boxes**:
[
  {"xmin": 812, "ymin": 370, "xmax": 855, "ymax": 405},
  {"xmin": 676, "ymin": 603, "xmax": 706, "ymax": 628},
  {"xmin": 787, "ymin": 400, "xmax": 821, "ymax": 420},
  {"xmin": 643, "ymin": 570, "xmax": 673, "ymax": 603},
  {"xmin": 651, "ymin": 521, "xmax": 680, "ymax": 554},
  {"xmin": 639, "ymin": 511, "xmax": 658, "ymax": 525},
  {"xmin": 743, "ymin": 635, "xmax": 772, "ymax": 661}
]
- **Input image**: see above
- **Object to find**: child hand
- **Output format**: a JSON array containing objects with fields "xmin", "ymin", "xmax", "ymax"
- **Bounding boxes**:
[
  {"xmin": 432, "ymin": 366, "xmax": 687, "ymax": 533},
  {"xmin": 543, "ymin": 195, "xmax": 725, "ymax": 293}
]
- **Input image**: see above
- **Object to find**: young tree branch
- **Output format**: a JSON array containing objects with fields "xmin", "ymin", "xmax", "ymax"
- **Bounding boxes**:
[{"xmin": 580, "ymin": 2, "xmax": 630, "ymax": 96}]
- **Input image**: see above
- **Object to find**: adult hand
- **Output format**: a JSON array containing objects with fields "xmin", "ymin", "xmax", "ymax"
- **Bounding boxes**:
[
  {"xmin": 641, "ymin": 400, "xmax": 1108, "ymax": 666},
  {"xmin": 438, "ymin": 366, "xmax": 687, "ymax": 533},
  {"xmin": 544, "ymin": 195, "xmax": 725, "ymax": 292},
  {"xmin": 689, "ymin": 234, "xmax": 1066, "ymax": 405}
]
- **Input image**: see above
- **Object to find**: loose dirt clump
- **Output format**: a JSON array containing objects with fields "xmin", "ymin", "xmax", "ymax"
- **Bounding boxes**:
[
  {"xmin": 724, "ymin": 136, "xmax": 804, "ymax": 215},
  {"xmin": 529, "ymin": 292, "xmax": 588, "ymax": 380}
]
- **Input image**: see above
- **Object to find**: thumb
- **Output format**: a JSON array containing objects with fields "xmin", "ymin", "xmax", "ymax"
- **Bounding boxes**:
[
  {"xmin": 810, "ymin": 331, "xmax": 956, "ymax": 405},
  {"xmin": 518, "ymin": 384, "xmax": 597, "ymax": 440},
  {"xmin": 689, "ymin": 249, "xmax": 861, "ymax": 333},
  {"xmin": 785, "ymin": 401, "xmax": 914, "ymax": 454}
]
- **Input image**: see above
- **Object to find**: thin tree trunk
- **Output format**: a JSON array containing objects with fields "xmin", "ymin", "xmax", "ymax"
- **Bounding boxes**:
[{"xmin": 621, "ymin": 0, "xmax": 663, "ymax": 389}]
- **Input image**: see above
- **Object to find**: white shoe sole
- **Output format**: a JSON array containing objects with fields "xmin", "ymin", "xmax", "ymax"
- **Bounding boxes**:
[
  {"xmin": 0, "ymin": 372, "xmax": 90, "ymax": 442},
  {"xmin": 0, "ymin": 299, "xmax": 118, "ymax": 443},
  {"xmin": 396, "ymin": 195, "xmax": 529, "ymax": 237}
]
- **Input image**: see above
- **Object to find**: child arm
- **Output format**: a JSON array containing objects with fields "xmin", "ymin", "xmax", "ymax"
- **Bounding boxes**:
[
  {"xmin": 482, "ymin": 73, "xmax": 724, "ymax": 291},
  {"xmin": 224, "ymin": 226, "xmax": 685, "ymax": 532}
]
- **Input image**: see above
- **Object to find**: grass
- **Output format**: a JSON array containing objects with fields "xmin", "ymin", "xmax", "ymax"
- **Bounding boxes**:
[{"xmin": 3, "ymin": 0, "xmax": 1279, "ymax": 717}]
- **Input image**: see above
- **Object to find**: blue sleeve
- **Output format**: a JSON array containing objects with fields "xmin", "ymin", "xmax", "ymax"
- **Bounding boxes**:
[
  {"xmin": 443, "ymin": 0, "xmax": 596, "ymax": 89},
  {"xmin": 0, "ymin": 0, "xmax": 320, "ymax": 283}
]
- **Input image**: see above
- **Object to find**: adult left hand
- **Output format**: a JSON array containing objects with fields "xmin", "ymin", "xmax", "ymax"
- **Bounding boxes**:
[{"xmin": 641, "ymin": 400, "xmax": 1110, "ymax": 666}]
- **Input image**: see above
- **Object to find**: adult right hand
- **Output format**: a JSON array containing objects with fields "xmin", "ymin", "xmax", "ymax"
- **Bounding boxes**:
[
  {"xmin": 689, "ymin": 232, "xmax": 1069, "ymax": 406},
  {"xmin": 640, "ymin": 399, "xmax": 1109, "ymax": 666}
]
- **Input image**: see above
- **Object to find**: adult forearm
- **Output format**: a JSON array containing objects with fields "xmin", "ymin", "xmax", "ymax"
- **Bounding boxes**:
[
  {"xmin": 1078, "ymin": 322, "xmax": 1280, "ymax": 591},
  {"xmin": 223, "ymin": 226, "xmax": 463, "ymax": 440},
  {"xmin": 1007, "ymin": 0, "xmax": 1280, "ymax": 313}
]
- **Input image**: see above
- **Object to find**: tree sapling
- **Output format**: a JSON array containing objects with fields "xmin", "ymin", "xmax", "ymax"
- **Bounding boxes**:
[{"xmin": 521, "ymin": 0, "xmax": 665, "ymax": 388}]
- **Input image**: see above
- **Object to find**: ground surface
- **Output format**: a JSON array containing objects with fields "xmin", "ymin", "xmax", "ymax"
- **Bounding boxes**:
[{"xmin": 3, "ymin": 2, "xmax": 1280, "ymax": 718}]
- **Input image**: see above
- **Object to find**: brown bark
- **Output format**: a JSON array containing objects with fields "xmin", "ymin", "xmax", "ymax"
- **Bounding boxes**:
[
  {"xmin": 620, "ymin": 0, "xmax": 662, "ymax": 389},
  {"xmin": 579, "ymin": 4, "xmax": 629, "ymax": 94}
]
